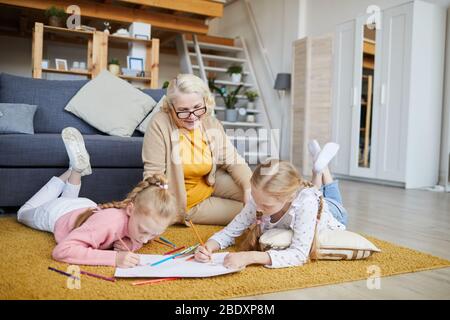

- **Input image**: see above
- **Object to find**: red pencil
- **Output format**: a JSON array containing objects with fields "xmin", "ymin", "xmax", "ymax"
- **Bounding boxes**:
[
  {"xmin": 132, "ymin": 277, "xmax": 180, "ymax": 286},
  {"xmin": 163, "ymin": 246, "xmax": 185, "ymax": 255},
  {"xmin": 80, "ymin": 270, "xmax": 116, "ymax": 283}
]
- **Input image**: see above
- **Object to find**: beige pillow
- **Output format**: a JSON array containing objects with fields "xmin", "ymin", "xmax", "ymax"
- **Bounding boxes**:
[
  {"xmin": 137, "ymin": 95, "xmax": 165, "ymax": 134},
  {"xmin": 65, "ymin": 70, "xmax": 156, "ymax": 137},
  {"xmin": 259, "ymin": 228, "xmax": 380, "ymax": 260},
  {"xmin": 317, "ymin": 230, "xmax": 381, "ymax": 260}
]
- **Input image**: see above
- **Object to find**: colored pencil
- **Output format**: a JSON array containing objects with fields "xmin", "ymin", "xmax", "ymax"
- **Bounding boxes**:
[
  {"xmin": 188, "ymin": 220, "xmax": 204, "ymax": 246},
  {"xmin": 153, "ymin": 239, "xmax": 174, "ymax": 248},
  {"xmin": 185, "ymin": 255, "xmax": 195, "ymax": 261},
  {"xmin": 149, "ymin": 251, "xmax": 187, "ymax": 266},
  {"xmin": 48, "ymin": 267, "xmax": 80, "ymax": 280},
  {"xmin": 163, "ymin": 246, "xmax": 185, "ymax": 255},
  {"xmin": 174, "ymin": 244, "xmax": 199, "ymax": 259},
  {"xmin": 80, "ymin": 270, "xmax": 116, "ymax": 283},
  {"xmin": 132, "ymin": 277, "xmax": 180, "ymax": 286},
  {"xmin": 115, "ymin": 233, "xmax": 132, "ymax": 252},
  {"xmin": 159, "ymin": 236, "xmax": 176, "ymax": 248}
]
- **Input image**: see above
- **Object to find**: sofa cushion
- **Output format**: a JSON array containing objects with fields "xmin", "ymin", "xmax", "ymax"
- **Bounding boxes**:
[
  {"xmin": 0, "ymin": 134, "xmax": 143, "ymax": 168},
  {"xmin": 0, "ymin": 73, "xmax": 100, "ymax": 134},
  {"xmin": 65, "ymin": 70, "xmax": 156, "ymax": 137},
  {"xmin": 141, "ymin": 88, "xmax": 165, "ymax": 103},
  {"xmin": 0, "ymin": 103, "xmax": 37, "ymax": 134}
]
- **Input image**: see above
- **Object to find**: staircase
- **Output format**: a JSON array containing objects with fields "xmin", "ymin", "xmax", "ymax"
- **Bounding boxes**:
[{"xmin": 175, "ymin": 34, "xmax": 278, "ymax": 165}]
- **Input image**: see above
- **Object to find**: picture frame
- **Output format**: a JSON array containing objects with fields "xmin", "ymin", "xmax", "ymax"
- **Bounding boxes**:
[
  {"xmin": 55, "ymin": 59, "xmax": 68, "ymax": 71},
  {"xmin": 127, "ymin": 56, "xmax": 144, "ymax": 71},
  {"xmin": 134, "ymin": 34, "xmax": 149, "ymax": 40}
]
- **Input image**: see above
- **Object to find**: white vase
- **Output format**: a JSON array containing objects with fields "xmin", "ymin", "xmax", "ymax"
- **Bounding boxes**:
[
  {"xmin": 225, "ymin": 109, "xmax": 238, "ymax": 122},
  {"xmin": 108, "ymin": 64, "xmax": 120, "ymax": 76},
  {"xmin": 247, "ymin": 101, "xmax": 255, "ymax": 109},
  {"xmin": 231, "ymin": 73, "xmax": 242, "ymax": 84}
]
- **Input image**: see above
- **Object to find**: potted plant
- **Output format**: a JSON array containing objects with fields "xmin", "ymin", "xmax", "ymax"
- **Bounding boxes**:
[
  {"xmin": 209, "ymin": 79, "xmax": 243, "ymax": 122},
  {"xmin": 108, "ymin": 58, "xmax": 120, "ymax": 76},
  {"xmin": 227, "ymin": 64, "xmax": 243, "ymax": 84},
  {"xmin": 45, "ymin": 6, "xmax": 66, "ymax": 28},
  {"xmin": 244, "ymin": 90, "xmax": 259, "ymax": 109}
]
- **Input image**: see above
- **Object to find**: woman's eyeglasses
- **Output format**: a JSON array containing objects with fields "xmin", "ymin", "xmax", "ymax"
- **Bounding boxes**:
[{"xmin": 171, "ymin": 99, "xmax": 207, "ymax": 119}]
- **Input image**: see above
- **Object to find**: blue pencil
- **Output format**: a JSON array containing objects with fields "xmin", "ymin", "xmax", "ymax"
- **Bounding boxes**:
[
  {"xmin": 159, "ymin": 236, "xmax": 176, "ymax": 248},
  {"xmin": 149, "ymin": 251, "xmax": 186, "ymax": 266},
  {"xmin": 149, "ymin": 244, "xmax": 199, "ymax": 266}
]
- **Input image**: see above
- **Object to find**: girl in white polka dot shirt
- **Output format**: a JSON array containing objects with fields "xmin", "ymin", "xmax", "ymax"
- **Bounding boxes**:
[{"xmin": 194, "ymin": 141, "xmax": 348, "ymax": 269}]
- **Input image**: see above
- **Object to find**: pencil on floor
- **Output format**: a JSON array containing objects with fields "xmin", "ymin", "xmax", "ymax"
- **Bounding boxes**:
[
  {"xmin": 159, "ymin": 236, "xmax": 176, "ymax": 248},
  {"xmin": 188, "ymin": 220, "xmax": 204, "ymax": 246},
  {"xmin": 132, "ymin": 277, "xmax": 180, "ymax": 286},
  {"xmin": 48, "ymin": 267, "xmax": 80, "ymax": 280},
  {"xmin": 80, "ymin": 270, "xmax": 116, "ymax": 283},
  {"xmin": 153, "ymin": 239, "xmax": 174, "ymax": 248}
]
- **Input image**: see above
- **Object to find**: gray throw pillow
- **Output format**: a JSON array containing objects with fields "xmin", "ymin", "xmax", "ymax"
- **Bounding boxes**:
[{"xmin": 0, "ymin": 103, "xmax": 37, "ymax": 134}]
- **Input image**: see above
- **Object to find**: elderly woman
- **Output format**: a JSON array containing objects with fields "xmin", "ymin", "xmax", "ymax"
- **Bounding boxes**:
[{"xmin": 142, "ymin": 74, "xmax": 252, "ymax": 226}]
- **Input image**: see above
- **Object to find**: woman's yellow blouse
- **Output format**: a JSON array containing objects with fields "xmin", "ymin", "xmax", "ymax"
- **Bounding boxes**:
[{"xmin": 179, "ymin": 128, "xmax": 214, "ymax": 210}]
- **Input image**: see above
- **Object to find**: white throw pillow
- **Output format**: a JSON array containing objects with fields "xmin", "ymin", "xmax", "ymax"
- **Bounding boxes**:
[
  {"xmin": 65, "ymin": 70, "xmax": 156, "ymax": 137},
  {"xmin": 259, "ymin": 228, "xmax": 380, "ymax": 260},
  {"xmin": 259, "ymin": 228, "xmax": 293, "ymax": 250},
  {"xmin": 137, "ymin": 95, "xmax": 165, "ymax": 134},
  {"xmin": 317, "ymin": 230, "xmax": 381, "ymax": 260}
]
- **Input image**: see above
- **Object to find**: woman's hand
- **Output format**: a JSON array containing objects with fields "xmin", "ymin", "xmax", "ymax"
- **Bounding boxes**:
[
  {"xmin": 113, "ymin": 237, "xmax": 133, "ymax": 252},
  {"xmin": 115, "ymin": 251, "xmax": 140, "ymax": 268},
  {"xmin": 195, "ymin": 239, "xmax": 220, "ymax": 263},
  {"xmin": 223, "ymin": 252, "xmax": 251, "ymax": 269}
]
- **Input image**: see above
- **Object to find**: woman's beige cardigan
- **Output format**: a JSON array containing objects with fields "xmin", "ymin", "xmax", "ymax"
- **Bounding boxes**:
[{"xmin": 142, "ymin": 110, "xmax": 253, "ymax": 222}]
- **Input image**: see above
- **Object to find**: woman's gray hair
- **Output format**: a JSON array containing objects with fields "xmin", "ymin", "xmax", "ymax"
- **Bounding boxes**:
[{"xmin": 161, "ymin": 74, "xmax": 215, "ymax": 116}]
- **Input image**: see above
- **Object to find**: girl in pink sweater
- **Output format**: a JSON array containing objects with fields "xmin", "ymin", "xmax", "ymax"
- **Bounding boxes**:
[{"xmin": 17, "ymin": 127, "xmax": 178, "ymax": 268}]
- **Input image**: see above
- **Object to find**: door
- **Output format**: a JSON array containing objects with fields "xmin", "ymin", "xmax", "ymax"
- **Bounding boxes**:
[
  {"xmin": 376, "ymin": 3, "xmax": 412, "ymax": 182},
  {"xmin": 331, "ymin": 21, "xmax": 356, "ymax": 175}
]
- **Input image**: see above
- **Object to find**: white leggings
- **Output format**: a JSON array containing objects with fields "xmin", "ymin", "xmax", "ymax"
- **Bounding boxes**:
[{"xmin": 17, "ymin": 177, "xmax": 96, "ymax": 233}]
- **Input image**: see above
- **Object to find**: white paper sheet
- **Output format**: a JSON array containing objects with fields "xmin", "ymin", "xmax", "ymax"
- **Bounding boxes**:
[{"xmin": 114, "ymin": 252, "xmax": 241, "ymax": 278}]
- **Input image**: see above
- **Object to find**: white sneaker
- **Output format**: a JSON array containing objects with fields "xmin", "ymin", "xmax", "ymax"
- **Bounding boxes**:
[
  {"xmin": 61, "ymin": 127, "xmax": 91, "ymax": 176},
  {"xmin": 308, "ymin": 140, "xmax": 321, "ymax": 161},
  {"xmin": 313, "ymin": 142, "xmax": 340, "ymax": 173}
]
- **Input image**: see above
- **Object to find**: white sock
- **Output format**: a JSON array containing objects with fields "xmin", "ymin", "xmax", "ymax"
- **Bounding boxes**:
[
  {"xmin": 313, "ymin": 142, "xmax": 340, "ymax": 173},
  {"xmin": 308, "ymin": 140, "xmax": 321, "ymax": 161}
]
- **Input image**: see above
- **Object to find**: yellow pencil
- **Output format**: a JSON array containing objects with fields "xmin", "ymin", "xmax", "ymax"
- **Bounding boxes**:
[{"xmin": 188, "ymin": 220, "xmax": 204, "ymax": 246}]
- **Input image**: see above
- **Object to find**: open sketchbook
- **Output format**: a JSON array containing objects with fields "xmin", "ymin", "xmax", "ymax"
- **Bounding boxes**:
[{"xmin": 114, "ymin": 252, "xmax": 241, "ymax": 278}]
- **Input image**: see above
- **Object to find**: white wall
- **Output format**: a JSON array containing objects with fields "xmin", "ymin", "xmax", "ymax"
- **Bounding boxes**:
[
  {"xmin": 209, "ymin": 0, "xmax": 301, "ymax": 160},
  {"xmin": 306, "ymin": 0, "xmax": 450, "ymax": 37},
  {"xmin": 210, "ymin": 0, "xmax": 450, "ymax": 178},
  {"xmin": 0, "ymin": 34, "xmax": 180, "ymax": 84}
]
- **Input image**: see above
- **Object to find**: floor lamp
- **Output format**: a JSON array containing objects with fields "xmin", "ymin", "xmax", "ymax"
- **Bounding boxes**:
[{"xmin": 274, "ymin": 73, "xmax": 291, "ymax": 159}]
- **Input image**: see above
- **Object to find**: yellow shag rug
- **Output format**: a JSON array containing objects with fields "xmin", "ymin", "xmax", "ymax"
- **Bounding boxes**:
[{"xmin": 1, "ymin": 216, "xmax": 449, "ymax": 300}]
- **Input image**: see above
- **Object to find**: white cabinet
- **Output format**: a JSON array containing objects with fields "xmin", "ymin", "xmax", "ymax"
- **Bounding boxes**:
[{"xmin": 331, "ymin": 0, "xmax": 446, "ymax": 188}]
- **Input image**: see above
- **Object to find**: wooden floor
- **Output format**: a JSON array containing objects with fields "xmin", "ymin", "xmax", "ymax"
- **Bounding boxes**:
[{"xmin": 236, "ymin": 179, "xmax": 450, "ymax": 300}]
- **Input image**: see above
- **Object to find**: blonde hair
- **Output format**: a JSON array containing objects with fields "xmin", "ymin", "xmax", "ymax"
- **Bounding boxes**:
[
  {"xmin": 236, "ymin": 159, "xmax": 324, "ymax": 261},
  {"xmin": 73, "ymin": 174, "xmax": 178, "ymax": 230},
  {"xmin": 161, "ymin": 74, "xmax": 215, "ymax": 116}
]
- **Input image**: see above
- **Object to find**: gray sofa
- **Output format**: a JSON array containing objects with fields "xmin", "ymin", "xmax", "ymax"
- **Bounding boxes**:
[{"xmin": 0, "ymin": 73, "xmax": 164, "ymax": 209}]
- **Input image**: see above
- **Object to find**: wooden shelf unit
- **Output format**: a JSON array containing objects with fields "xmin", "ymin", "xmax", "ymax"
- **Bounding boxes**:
[{"xmin": 32, "ymin": 22, "xmax": 159, "ymax": 89}]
